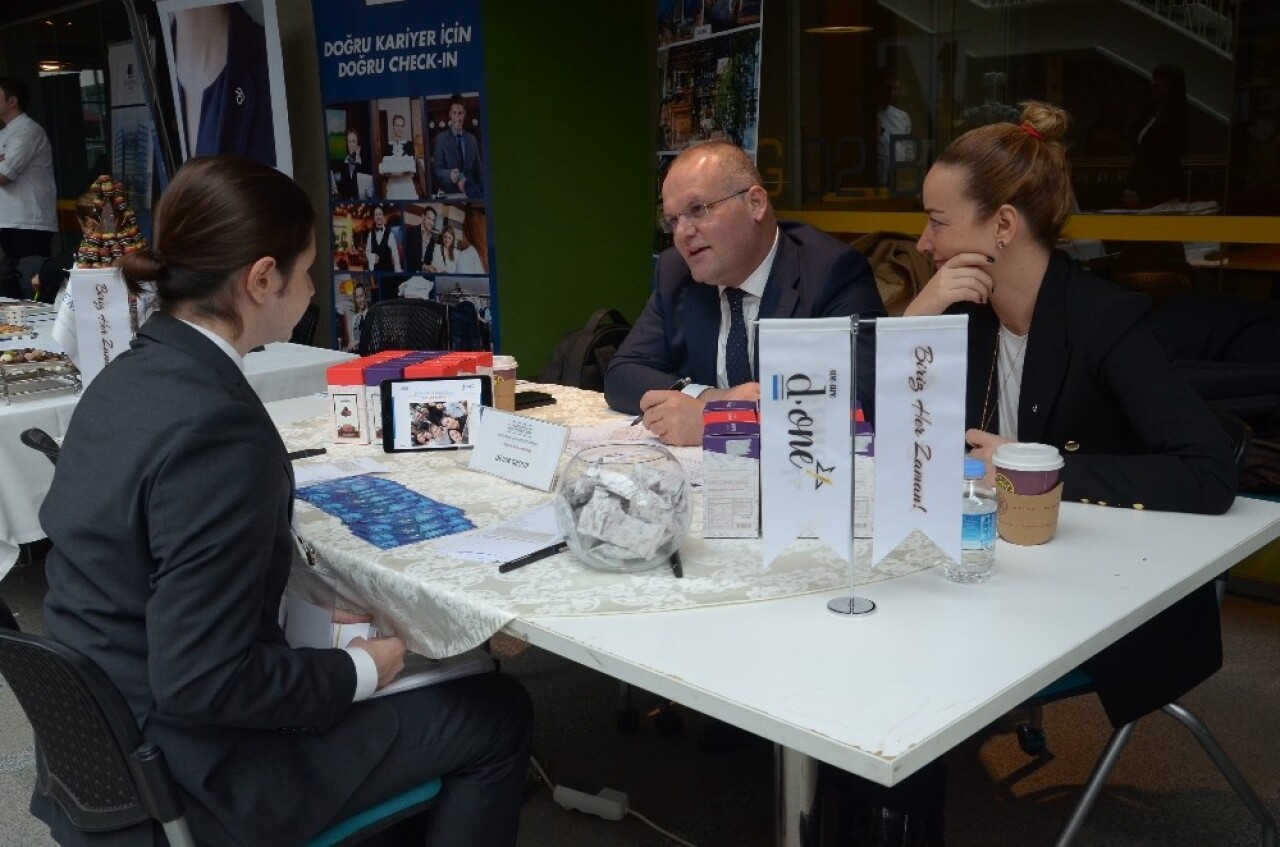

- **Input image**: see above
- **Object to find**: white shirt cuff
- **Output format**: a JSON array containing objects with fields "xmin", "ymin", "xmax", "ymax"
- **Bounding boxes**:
[
  {"xmin": 684, "ymin": 383, "xmax": 711, "ymax": 398},
  {"xmin": 345, "ymin": 646, "xmax": 379, "ymax": 701}
]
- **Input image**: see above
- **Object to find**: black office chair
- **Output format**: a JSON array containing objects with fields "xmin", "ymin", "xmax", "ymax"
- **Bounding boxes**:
[
  {"xmin": 0, "ymin": 599, "xmax": 196, "ymax": 846},
  {"xmin": 1012, "ymin": 410, "xmax": 1277, "ymax": 846},
  {"xmin": 291, "ymin": 303, "xmax": 321, "ymax": 346},
  {"xmin": 447, "ymin": 299, "xmax": 485, "ymax": 351},
  {"xmin": 0, "ymin": 598, "xmax": 442, "ymax": 846},
  {"xmin": 358, "ymin": 299, "xmax": 448, "ymax": 356},
  {"xmin": 20, "ymin": 427, "xmax": 60, "ymax": 466}
]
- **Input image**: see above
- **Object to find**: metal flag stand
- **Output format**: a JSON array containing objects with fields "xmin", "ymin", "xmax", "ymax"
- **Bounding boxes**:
[{"xmin": 828, "ymin": 316, "xmax": 877, "ymax": 617}]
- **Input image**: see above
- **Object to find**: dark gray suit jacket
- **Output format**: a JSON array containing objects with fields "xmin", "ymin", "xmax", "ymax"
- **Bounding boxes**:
[
  {"xmin": 604, "ymin": 221, "xmax": 885, "ymax": 416},
  {"xmin": 35, "ymin": 313, "xmax": 399, "ymax": 844},
  {"xmin": 432, "ymin": 128, "xmax": 484, "ymax": 197}
]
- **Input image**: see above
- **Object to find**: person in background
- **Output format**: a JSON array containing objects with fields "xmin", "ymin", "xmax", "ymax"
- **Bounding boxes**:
[
  {"xmin": 605, "ymin": 140, "xmax": 885, "ymax": 446},
  {"xmin": 404, "ymin": 205, "xmax": 441, "ymax": 273},
  {"xmin": 333, "ymin": 128, "xmax": 370, "ymax": 199},
  {"xmin": 32, "ymin": 192, "xmax": 96, "ymax": 304},
  {"xmin": 1123, "ymin": 64, "xmax": 1188, "ymax": 208},
  {"xmin": 33, "ymin": 154, "xmax": 532, "ymax": 846},
  {"xmin": 904, "ymin": 101, "xmax": 1234, "ymax": 808},
  {"xmin": 365, "ymin": 205, "xmax": 401, "ymax": 273},
  {"xmin": 875, "ymin": 67, "xmax": 912, "ymax": 189},
  {"xmin": 381, "ymin": 113, "xmax": 421, "ymax": 200},
  {"xmin": 169, "ymin": 3, "xmax": 276, "ymax": 167},
  {"xmin": 432, "ymin": 94, "xmax": 484, "ymax": 198},
  {"xmin": 344, "ymin": 280, "xmax": 369, "ymax": 352},
  {"xmin": 437, "ymin": 224, "xmax": 459, "ymax": 273},
  {"xmin": 0, "ymin": 76, "xmax": 56, "ymax": 300},
  {"xmin": 453, "ymin": 232, "xmax": 486, "ymax": 275}
]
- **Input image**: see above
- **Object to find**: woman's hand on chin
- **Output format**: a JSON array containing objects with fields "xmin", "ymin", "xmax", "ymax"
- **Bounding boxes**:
[{"xmin": 904, "ymin": 252, "xmax": 996, "ymax": 316}]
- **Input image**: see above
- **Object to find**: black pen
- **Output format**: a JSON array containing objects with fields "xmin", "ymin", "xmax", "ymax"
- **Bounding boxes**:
[
  {"xmin": 669, "ymin": 549, "xmax": 683, "ymax": 579},
  {"xmin": 630, "ymin": 377, "xmax": 693, "ymax": 425},
  {"xmin": 288, "ymin": 448, "xmax": 328, "ymax": 461},
  {"xmin": 498, "ymin": 541, "xmax": 568, "ymax": 573}
]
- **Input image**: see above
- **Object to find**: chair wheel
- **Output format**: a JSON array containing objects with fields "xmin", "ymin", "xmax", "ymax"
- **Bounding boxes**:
[
  {"xmin": 1017, "ymin": 723, "xmax": 1047, "ymax": 755},
  {"xmin": 654, "ymin": 706, "xmax": 684, "ymax": 737},
  {"xmin": 617, "ymin": 709, "xmax": 640, "ymax": 733}
]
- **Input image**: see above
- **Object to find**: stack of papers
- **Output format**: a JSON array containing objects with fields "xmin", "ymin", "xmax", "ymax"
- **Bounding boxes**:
[{"xmin": 434, "ymin": 501, "xmax": 563, "ymax": 565}]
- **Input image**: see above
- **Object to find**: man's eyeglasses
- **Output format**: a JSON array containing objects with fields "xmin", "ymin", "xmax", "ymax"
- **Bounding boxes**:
[{"xmin": 660, "ymin": 187, "xmax": 750, "ymax": 234}]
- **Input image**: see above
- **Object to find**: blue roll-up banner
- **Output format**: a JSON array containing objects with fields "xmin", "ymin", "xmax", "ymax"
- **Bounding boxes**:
[{"xmin": 311, "ymin": 0, "xmax": 496, "ymax": 353}]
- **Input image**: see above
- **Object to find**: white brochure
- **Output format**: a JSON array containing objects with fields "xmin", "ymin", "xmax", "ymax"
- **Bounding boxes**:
[
  {"xmin": 873, "ymin": 315, "xmax": 968, "ymax": 567},
  {"xmin": 468, "ymin": 406, "xmax": 568, "ymax": 491},
  {"xmin": 758, "ymin": 316, "xmax": 854, "ymax": 568}
]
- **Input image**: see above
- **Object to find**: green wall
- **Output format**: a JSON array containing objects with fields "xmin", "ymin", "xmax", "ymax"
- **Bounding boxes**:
[{"xmin": 481, "ymin": 3, "xmax": 656, "ymax": 377}]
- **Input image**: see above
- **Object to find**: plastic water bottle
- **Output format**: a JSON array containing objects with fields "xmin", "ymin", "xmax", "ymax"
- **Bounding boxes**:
[{"xmin": 950, "ymin": 457, "xmax": 997, "ymax": 583}]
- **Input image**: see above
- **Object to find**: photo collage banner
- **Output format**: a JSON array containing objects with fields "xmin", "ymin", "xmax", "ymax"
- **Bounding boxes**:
[{"xmin": 311, "ymin": 0, "xmax": 495, "ymax": 353}]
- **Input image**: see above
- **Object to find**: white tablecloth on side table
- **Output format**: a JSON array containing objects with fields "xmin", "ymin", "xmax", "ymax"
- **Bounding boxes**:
[{"xmin": 0, "ymin": 342, "xmax": 355, "ymax": 579}]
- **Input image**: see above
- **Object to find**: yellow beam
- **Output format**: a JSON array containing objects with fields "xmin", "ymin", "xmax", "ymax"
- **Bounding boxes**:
[{"xmin": 779, "ymin": 211, "xmax": 1280, "ymax": 245}]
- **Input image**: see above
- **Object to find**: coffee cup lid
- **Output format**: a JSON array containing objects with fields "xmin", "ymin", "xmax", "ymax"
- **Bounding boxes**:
[{"xmin": 993, "ymin": 442, "xmax": 1064, "ymax": 472}]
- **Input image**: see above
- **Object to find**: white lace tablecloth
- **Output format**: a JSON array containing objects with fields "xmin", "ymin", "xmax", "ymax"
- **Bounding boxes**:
[{"xmin": 285, "ymin": 384, "xmax": 942, "ymax": 657}]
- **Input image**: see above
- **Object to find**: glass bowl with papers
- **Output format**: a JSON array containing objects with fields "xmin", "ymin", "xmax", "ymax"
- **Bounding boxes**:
[{"xmin": 554, "ymin": 444, "xmax": 691, "ymax": 573}]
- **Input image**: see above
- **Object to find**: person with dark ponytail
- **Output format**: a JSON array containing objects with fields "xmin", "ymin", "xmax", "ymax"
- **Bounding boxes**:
[
  {"xmin": 35, "ymin": 155, "xmax": 532, "ymax": 846},
  {"xmin": 904, "ymin": 102, "xmax": 1235, "ymax": 733}
]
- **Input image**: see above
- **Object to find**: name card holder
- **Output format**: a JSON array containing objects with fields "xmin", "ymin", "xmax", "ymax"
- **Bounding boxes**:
[{"xmin": 468, "ymin": 406, "xmax": 568, "ymax": 491}]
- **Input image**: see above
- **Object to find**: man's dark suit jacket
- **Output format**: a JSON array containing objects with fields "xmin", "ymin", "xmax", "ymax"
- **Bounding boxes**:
[
  {"xmin": 957, "ymin": 251, "xmax": 1237, "ymax": 727},
  {"xmin": 404, "ymin": 226, "xmax": 439, "ymax": 273},
  {"xmin": 34, "ymin": 313, "xmax": 400, "ymax": 845},
  {"xmin": 432, "ymin": 128, "xmax": 484, "ymax": 197},
  {"xmin": 604, "ymin": 221, "xmax": 885, "ymax": 416}
]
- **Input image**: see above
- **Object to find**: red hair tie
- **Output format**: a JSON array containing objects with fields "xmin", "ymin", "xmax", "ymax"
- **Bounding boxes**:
[{"xmin": 1020, "ymin": 122, "xmax": 1045, "ymax": 141}]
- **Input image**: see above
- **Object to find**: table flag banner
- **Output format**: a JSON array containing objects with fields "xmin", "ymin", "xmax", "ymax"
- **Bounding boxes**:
[
  {"xmin": 65, "ymin": 269, "xmax": 136, "ymax": 389},
  {"xmin": 872, "ymin": 315, "xmax": 968, "ymax": 567},
  {"xmin": 758, "ymin": 317, "xmax": 854, "ymax": 568}
]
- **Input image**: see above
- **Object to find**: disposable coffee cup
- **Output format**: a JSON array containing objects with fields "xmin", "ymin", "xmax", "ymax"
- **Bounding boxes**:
[
  {"xmin": 992, "ymin": 443, "xmax": 1063, "ymax": 495},
  {"xmin": 992, "ymin": 443, "xmax": 1064, "ymax": 545},
  {"xmin": 491, "ymin": 354, "xmax": 517, "ymax": 412},
  {"xmin": 2, "ymin": 304, "xmax": 25, "ymax": 327}
]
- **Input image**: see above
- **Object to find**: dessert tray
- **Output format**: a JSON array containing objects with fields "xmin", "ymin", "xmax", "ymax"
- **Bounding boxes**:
[
  {"xmin": 0, "ymin": 349, "xmax": 80, "ymax": 403},
  {"xmin": 0, "ymin": 322, "xmax": 37, "ymax": 341}
]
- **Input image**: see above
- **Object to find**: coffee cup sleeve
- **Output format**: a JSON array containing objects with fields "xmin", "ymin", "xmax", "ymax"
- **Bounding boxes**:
[{"xmin": 996, "ymin": 482, "xmax": 1064, "ymax": 545}]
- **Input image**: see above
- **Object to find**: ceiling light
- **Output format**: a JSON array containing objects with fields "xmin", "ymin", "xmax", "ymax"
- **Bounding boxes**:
[{"xmin": 804, "ymin": 25, "xmax": 874, "ymax": 34}]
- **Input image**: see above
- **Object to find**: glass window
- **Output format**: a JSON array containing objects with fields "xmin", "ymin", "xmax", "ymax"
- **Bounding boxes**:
[{"xmin": 761, "ymin": 0, "xmax": 1280, "ymax": 222}]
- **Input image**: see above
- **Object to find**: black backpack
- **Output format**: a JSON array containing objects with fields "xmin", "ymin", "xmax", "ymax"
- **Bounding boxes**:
[{"xmin": 539, "ymin": 308, "xmax": 632, "ymax": 391}]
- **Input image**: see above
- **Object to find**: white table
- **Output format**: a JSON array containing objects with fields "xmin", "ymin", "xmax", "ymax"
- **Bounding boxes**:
[
  {"xmin": 509, "ymin": 498, "xmax": 1280, "ymax": 787},
  {"xmin": 269, "ymin": 393, "xmax": 1280, "ymax": 791},
  {"xmin": 0, "ymin": 342, "xmax": 354, "ymax": 578}
]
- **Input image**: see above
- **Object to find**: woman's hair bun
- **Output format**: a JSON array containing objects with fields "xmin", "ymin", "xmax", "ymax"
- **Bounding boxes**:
[
  {"xmin": 117, "ymin": 248, "xmax": 165, "ymax": 291},
  {"xmin": 1019, "ymin": 101, "xmax": 1070, "ymax": 144}
]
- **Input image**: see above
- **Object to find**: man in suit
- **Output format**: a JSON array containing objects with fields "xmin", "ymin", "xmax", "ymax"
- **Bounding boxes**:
[
  {"xmin": 404, "ymin": 204, "xmax": 441, "ymax": 274},
  {"xmin": 365, "ymin": 205, "xmax": 401, "ymax": 272},
  {"xmin": 605, "ymin": 141, "xmax": 885, "ymax": 446},
  {"xmin": 432, "ymin": 94, "xmax": 484, "ymax": 198},
  {"xmin": 333, "ymin": 128, "xmax": 370, "ymax": 199}
]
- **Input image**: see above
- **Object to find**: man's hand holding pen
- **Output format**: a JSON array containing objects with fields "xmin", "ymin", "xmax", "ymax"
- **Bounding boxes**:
[{"xmin": 636, "ymin": 379, "xmax": 760, "ymax": 447}]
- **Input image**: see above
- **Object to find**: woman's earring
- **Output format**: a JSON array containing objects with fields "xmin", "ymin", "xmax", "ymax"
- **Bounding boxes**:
[{"xmin": 996, "ymin": 240, "xmax": 1005, "ymax": 250}]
